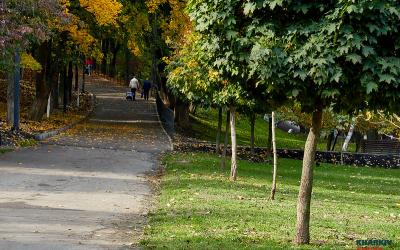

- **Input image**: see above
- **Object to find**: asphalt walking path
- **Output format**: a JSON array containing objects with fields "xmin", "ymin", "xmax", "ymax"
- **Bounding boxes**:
[{"xmin": 0, "ymin": 76, "xmax": 172, "ymax": 249}]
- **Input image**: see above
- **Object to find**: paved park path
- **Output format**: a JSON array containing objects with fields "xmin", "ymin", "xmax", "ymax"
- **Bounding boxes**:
[{"xmin": 0, "ymin": 76, "xmax": 172, "ymax": 249}]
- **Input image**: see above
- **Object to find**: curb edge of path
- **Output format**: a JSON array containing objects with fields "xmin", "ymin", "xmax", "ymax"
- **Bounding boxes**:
[
  {"xmin": 155, "ymin": 99, "xmax": 174, "ymax": 152},
  {"xmin": 33, "ymin": 94, "xmax": 96, "ymax": 141},
  {"xmin": 157, "ymin": 112, "xmax": 174, "ymax": 151}
]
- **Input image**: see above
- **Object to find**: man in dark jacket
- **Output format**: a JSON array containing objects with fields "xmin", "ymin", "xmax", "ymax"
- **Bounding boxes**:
[{"xmin": 142, "ymin": 80, "xmax": 152, "ymax": 100}]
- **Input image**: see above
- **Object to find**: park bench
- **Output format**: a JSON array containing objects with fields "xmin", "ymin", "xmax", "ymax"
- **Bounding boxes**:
[{"xmin": 360, "ymin": 139, "xmax": 400, "ymax": 155}]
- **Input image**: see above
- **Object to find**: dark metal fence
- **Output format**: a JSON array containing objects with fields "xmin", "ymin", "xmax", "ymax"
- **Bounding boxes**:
[
  {"xmin": 156, "ymin": 91, "xmax": 174, "ymax": 134},
  {"xmin": 361, "ymin": 139, "xmax": 400, "ymax": 155}
]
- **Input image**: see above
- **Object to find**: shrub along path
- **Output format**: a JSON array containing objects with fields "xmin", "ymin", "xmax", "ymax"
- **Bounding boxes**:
[{"xmin": 0, "ymin": 76, "xmax": 171, "ymax": 249}]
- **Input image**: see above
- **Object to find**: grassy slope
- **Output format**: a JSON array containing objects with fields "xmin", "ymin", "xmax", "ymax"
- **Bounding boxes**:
[
  {"xmin": 0, "ymin": 148, "xmax": 13, "ymax": 154},
  {"xmin": 142, "ymin": 153, "xmax": 400, "ymax": 249},
  {"xmin": 190, "ymin": 108, "xmax": 355, "ymax": 152}
]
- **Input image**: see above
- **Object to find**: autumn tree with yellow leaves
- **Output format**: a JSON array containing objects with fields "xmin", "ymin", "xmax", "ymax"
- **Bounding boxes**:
[
  {"xmin": 146, "ymin": 0, "xmax": 194, "ymax": 128},
  {"xmin": 20, "ymin": 0, "xmax": 153, "ymax": 120}
]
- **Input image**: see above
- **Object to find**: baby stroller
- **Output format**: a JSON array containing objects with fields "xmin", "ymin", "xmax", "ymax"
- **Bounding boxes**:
[{"xmin": 126, "ymin": 91, "xmax": 133, "ymax": 101}]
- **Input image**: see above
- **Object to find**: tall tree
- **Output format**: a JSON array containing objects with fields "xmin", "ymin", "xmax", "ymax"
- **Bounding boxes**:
[
  {"xmin": 147, "ymin": 0, "xmax": 193, "ymax": 125},
  {"xmin": 187, "ymin": 0, "xmax": 258, "ymax": 181},
  {"xmin": 1, "ymin": 0, "xmax": 65, "ymax": 123},
  {"xmin": 249, "ymin": 0, "xmax": 400, "ymax": 244}
]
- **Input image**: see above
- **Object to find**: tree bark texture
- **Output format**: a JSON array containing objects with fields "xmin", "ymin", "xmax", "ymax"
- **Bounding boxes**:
[
  {"xmin": 270, "ymin": 112, "xmax": 278, "ymax": 200},
  {"xmin": 230, "ymin": 106, "xmax": 238, "ymax": 181},
  {"xmin": 342, "ymin": 118, "xmax": 356, "ymax": 152},
  {"xmin": 174, "ymin": 99, "xmax": 190, "ymax": 128},
  {"xmin": 295, "ymin": 109, "xmax": 323, "ymax": 244},
  {"xmin": 74, "ymin": 64, "xmax": 79, "ymax": 91},
  {"xmin": 29, "ymin": 42, "xmax": 51, "ymax": 121},
  {"xmin": 62, "ymin": 67, "xmax": 68, "ymax": 113},
  {"xmin": 216, "ymin": 107, "xmax": 223, "ymax": 154},
  {"xmin": 221, "ymin": 109, "xmax": 230, "ymax": 170}
]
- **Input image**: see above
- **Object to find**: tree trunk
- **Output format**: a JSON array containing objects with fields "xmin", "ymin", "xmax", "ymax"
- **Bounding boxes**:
[
  {"xmin": 267, "ymin": 116, "xmax": 273, "ymax": 154},
  {"xmin": 331, "ymin": 131, "xmax": 339, "ymax": 151},
  {"xmin": 270, "ymin": 111, "xmax": 278, "ymax": 200},
  {"xmin": 52, "ymin": 72, "xmax": 59, "ymax": 109},
  {"xmin": 221, "ymin": 109, "xmax": 230, "ymax": 170},
  {"xmin": 175, "ymin": 99, "xmax": 190, "ymax": 128},
  {"xmin": 216, "ymin": 107, "xmax": 223, "ymax": 154},
  {"xmin": 295, "ymin": 109, "xmax": 323, "ymax": 245},
  {"xmin": 7, "ymin": 72, "xmax": 15, "ymax": 125},
  {"xmin": 82, "ymin": 65, "xmax": 85, "ymax": 92},
  {"xmin": 29, "ymin": 42, "xmax": 51, "ymax": 121},
  {"xmin": 124, "ymin": 46, "xmax": 130, "ymax": 85},
  {"xmin": 326, "ymin": 130, "xmax": 334, "ymax": 151},
  {"xmin": 110, "ymin": 41, "xmax": 120, "ymax": 78},
  {"xmin": 230, "ymin": 106, "xmax": 238, "ymax": 181},
  {"xmin": 62, "ymin": 67, "xmax": 68, "ymax": 113},
  {"xmin": 354, "ymin": 132, "xmax": 362, "ymax": 152},
  {"xmin": 50, "ymin": 69, "xmax": 58, "ymax": 108},
  {"xmin": 74, "ymin": 64, "xmax": 79, "ymax": 91},
  {"xmin": 101, "ymin": 39, "xmax": 109, "ymax": 75},
  {"xmin": 342, "ymin": 118, "xmax": 356, "ymax": 152},
  {"xmin": 67, "ymin": 61, "xmax": 73, "ymax": 102},
  {"xmin": 189, "ymin": 103, "xmax": 197, "ymax": 114},
  {"xmin": 29, "ymin": 83, "xmax": 51, "ymax": 120},
  {"xmin": 250, "ymin": 112, "xmax": 256, "ymax": 155}
]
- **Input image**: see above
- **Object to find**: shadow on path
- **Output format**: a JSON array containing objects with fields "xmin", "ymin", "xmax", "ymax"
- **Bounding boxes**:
[{"xmin": 0, "ymin": 76, "xmax": 171, "ymax": 249}]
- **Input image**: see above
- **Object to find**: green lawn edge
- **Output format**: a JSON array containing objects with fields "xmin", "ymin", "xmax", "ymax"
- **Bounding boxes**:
[{"xmin": 141, "ymin": 152, "xmax": 400, "ymax": 249}]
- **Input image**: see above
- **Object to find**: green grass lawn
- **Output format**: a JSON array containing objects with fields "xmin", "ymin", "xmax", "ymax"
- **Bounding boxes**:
[
  {"xmin": 0, "ymin": 148, "xmax": 13, "ymax": 154},
  {"xmin": 142, "ymin": 152, "xmax": 400, "ymax": 249},
  {"xmin": 189, "ymin": 108, "xmax": 356, "ymax": 152}
]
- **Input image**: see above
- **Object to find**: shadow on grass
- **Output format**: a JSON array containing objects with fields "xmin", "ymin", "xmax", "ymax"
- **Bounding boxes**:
[
  {"xmin": 165, "ymin": 153, "xmax": 400, "ymax": 197},
  {"xmin": 144, "ymin": 152, "xmax": 400, "ymax": 249}
]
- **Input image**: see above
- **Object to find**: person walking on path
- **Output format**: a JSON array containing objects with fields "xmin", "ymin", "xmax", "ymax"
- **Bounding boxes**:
[
  {"xmin": 129, "ymin": 76, "xmax": 140, "ymax": 101},
  {"xmin": 143, "ymin": 80, "xmax": 152, "ymax": 100}
]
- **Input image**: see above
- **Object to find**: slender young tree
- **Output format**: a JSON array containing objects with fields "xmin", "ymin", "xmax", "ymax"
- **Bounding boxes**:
[
  {"xmin": 221, "ymin": 109, "xmax": 230, "ymax": 170},
  {"xmin": 270, "ymin": 111, "xmax": 278, "ymax": 200},
  {"xmin": 187, "ymin": 0, "xmax": 257, "ymax": 181},
  {"xmin": 216, "ymin": 106, "xmax": 223, "ymax": 154},
  {"xmin": 229, "ymin": 106, "xmax": 238, "ymax": 181}
]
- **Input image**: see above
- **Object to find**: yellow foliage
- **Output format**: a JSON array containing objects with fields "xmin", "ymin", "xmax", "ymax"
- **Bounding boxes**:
[
  {"xmin": 208, "ymin": 70, "xmax": 219, "ymax": 82},
  {"xmin": 128, "ymin": 40, "xmax": 142, "ymax": 56},
  {"xmin": 162, "ymin": 56, "xmax": 171, "ymax": 64},
  {"xmin": 147, "ymin": 0, "xmax": 192, "ymax": 49},
  {"xmin": 21, "ymin": 53, "xmax": 42, "ymax": 71},
  {"xmin": 51, "ymin": 3, "xmax": 103, "ymax": 59},
  {"xmin": 79, "ymin": 0, "xmax": 122, "ymax": 26},
  {"xmin": 147, "ymin": 0, "xmax": 167, "ymax": 13},
  {"xmin": 121, "ymin": 9, "xmax": 150, "ymax": 56}
]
